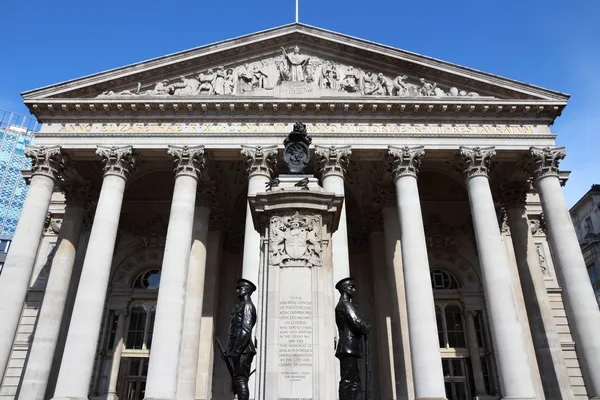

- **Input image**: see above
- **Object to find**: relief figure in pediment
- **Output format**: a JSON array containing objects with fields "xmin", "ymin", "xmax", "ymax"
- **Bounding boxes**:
[
  {"xmin": 224, "ymin": 68, "xmax": 236, "ymax": 95},
  {"xmin": 362, "ymin": 71, "xmax": 386, "ymax": 95},
  {"xmin": 418, "ymin": 78, "xmax": 436, "ymax": 96},
  {"xmin": 393, "ymin": 75, "xmax": 410, "ymax": 96},
  {"xmin": 213, "ymin": 67, "xmax": 226, "ymax": 95},
  {"xmin": 256, "ymin": 60, "xmax": 278, "ymax": 90},
  {"xmin": 377, "ymin": 73, "xmax": 393, "ymax": 96},
  {"xmin": 339, "ymin": 66, "xmax": 361, "ymax": 93},
  {"xmin": 198, "ymin": 69, "xmax": 217, "ymax": 95},
  {"xmin": 172, "ymin": 75, "xmax": 200, "ymax": 96},
  {"xmin": 237, "ymin": 63, "xmax": 253, "ymax": 93},
  {"xmin": 318, "ymin": 62, "xmax": 339, "ymax": 90},
  {"xmin": 280, "ymin": 46, "xmax": 310, "ymax": 82}
]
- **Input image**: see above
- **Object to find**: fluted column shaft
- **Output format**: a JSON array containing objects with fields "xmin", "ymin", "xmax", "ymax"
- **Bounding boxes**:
[
  {"xmin": 19, "ymin": 182, "xmax": 88, "ymax": 400},
  {"xmin": 315, "ymin": 145, "xmax": 351, "ymax": 284},
  {"xmin": 458, "ymin": 146, "xmax": 536, "ymax": 399},
  {"xmin": 0, "ymin": 146, "xmax": 67, "ymax": 382},
  {"xmin": 145, "ymin": 145, "xmax": 206, "ymax": 400},
  {"xmin": 177, "ymin": 199, "xmax": 211, "ymax": 400},
  {"xmin": 387, "ymin": 146, "xmax": 446, "ymax": 400},
  {"xmin": 527, "ymin": 146, "xmax": 600, "ymax": 399},
  {"xmin": 240, "ymin": 145, "xmax": 277, "ymax": 283},
  {"xmin": 52, "ymin": 145, "xmax": 137, "ymax": 400}
]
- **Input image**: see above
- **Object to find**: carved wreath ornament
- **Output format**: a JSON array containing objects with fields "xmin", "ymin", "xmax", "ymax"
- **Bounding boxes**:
[{"xmin": 269, "ymin": 212, "xmax": 323, "ymax": 268}]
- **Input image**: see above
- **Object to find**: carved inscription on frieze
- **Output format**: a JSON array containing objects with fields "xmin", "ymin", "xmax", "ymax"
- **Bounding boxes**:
[{"xmin": 54, "ymin": 122, "xmax": 540, "ymax": 135}]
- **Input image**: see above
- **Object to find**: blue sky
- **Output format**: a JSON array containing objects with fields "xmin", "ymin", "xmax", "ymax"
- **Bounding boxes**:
[{"xmin": 1, "ymin": 0, "xmax": 599, "ymax": 206}]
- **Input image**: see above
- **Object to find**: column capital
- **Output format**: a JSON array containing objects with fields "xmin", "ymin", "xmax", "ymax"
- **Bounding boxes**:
[
  {"xmin": 456, "ymin": 146, "xmax": 496, "ymax": 179},
  {"xmin": 314, "ymin": 145, "xmax": 352, "ymax": 179},
  {"xmin": 240, "ymin": 145, "xmax": 278, "ymax": 177},
  {"xmin": 25, "ymin": 145, "xmax": 69, "ymax": 181},
  {"xmin": 387, "ymin": 145, "xmax": 425, "ymax": 179},
  {"xmin": 523, "ymin": 146, "xmax": 566, "ymax": 180},
  {"xmin": 500, "ymin": 181, "xmax": 530, "ymax": 208},
  {"xmin": 167, "ymin": 145, "xmax": 206, "ymax": 180},
  {"xmin": 96, "ymin": 145, "xmax": 138, "ymax": 179}
]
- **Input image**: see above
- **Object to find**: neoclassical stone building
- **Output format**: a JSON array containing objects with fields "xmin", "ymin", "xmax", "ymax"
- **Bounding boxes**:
[{"xmin": 0, "ymin": 23, "xmax": 599, "ymax": 400}]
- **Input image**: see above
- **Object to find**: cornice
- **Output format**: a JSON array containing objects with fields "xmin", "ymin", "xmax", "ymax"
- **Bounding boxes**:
[
  {"xmin": 21, "ymin": 24, "xmax": 568, "ymax": 107},
  {"xmin": 27, "ymin": 97, "xmax": 565, "ymax": 123}
]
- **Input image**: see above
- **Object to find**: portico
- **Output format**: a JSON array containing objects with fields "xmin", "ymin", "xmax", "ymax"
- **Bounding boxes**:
[{"xmin": 0, "ymin": 22, "xmax": 598, "ymax": 400}]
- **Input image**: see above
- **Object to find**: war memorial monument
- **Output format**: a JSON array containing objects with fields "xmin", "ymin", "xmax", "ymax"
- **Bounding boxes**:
[{"xmin": 1, "ymin": 22, "xmax": 600, "ymax": 400}]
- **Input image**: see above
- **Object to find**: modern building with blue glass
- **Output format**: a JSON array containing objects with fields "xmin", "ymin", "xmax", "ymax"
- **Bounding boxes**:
[{"xmin": 0, "ymin": 109, "xmax": 38, "ymax": 273}]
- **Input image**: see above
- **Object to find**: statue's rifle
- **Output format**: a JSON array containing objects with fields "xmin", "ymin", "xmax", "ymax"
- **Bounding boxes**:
[
  {"xmin": 363, "ymin": 334, "xmax": 372, "ymax": 400},
  {"xmin": 215, "ymin": 337, "xmax": 237, "ymax": 396}
]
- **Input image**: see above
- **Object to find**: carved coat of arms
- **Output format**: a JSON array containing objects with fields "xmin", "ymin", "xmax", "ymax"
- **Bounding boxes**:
[{"xmin": 269, "ymin": 212, "xmax": 323, "ymax": 268}]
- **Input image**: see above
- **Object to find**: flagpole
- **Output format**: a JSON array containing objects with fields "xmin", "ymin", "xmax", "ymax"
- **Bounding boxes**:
[{"xmin": 295, "ymin": 0, "xmax": 299, "ymax": 22}]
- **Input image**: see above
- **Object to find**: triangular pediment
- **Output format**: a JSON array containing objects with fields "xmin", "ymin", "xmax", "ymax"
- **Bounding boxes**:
[{"xmin": 22, "ymin": 23, "xmax": 569, "ymax": 106}]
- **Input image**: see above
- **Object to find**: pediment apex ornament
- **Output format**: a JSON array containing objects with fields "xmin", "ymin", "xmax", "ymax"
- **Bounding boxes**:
[
  {"xmin": 269, "ymin": 212, "xmax": 323, "ymax": 268},
  {"xmin": 456, "ymin": 146, "xmax": 496, "ymax": 179},
  {"xmin": 241, "ymin": 144, "xmax": 278, "ymax": 177},
  {"xmin": 96, "ymin": 145, "xmax": 138, "ymax": 179},
  {"xmin": 25, "ymin": 145, "xmax": 69, "ymax": 181},
  {"xmin": 94, "ymin": 46, "xmax": 483, "ymax": 100},
  {"xmin": 387, "ymin": 145, "xmax": 425, "ymax": 179},
  {"xmin": 523, "ymin": 146, "xmax": 566, "ymax": 180},
  {"xmin": 314, "ymin": 145, "xmax": 352, "ymax": 179},
  {"xmin": 167, "ymin": 145, "xmax": 207, "ymax": 180}
]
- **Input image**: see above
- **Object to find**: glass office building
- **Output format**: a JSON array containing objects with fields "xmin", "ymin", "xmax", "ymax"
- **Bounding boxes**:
[{"xmin": 0, "ymin": 109, "xmax": 39, "ymax": 273}]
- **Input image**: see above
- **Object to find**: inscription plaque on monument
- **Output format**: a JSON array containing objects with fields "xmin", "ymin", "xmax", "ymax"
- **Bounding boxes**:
[{"xmin": 276, "ymin": 268, "xmax": 313, "ymax": 400}]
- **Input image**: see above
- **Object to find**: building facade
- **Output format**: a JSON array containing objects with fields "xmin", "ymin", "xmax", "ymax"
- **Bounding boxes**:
[
  {"xmin": 0, "ymin": 110, "xmax": 37, "ymax": 274},
  {"xmin": 1, "ymin": 23, "xmax": 600, "ymax": 400},
  {"xmin": 570, "ymin": 184, "xmax": 600, "ymax": 307}
]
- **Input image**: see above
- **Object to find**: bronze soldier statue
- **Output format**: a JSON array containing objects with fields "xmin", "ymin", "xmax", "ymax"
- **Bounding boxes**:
[
  {"xmin": 224, "ymin": 278, "xmax": 257, "ymax": 400},
  {"xmin": 335, "ymin": 277, "xmax": 371, "ymax": 400}
]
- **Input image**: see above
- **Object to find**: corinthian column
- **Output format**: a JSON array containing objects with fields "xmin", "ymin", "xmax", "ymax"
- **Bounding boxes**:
[
  {"xmin": 52, "ymin": 146, "xmax": 137, "ymax": 400},
  {"xmin": 500, "ymin": 181, "xmax": 574, "ymax": 399},
  {"xmin": 387, "ymin": 145, "xmax": 446, "ymax": 400},
  {"xmin": 315, "ymin": 145, "xmax": 351, "ymax": 284},
  {"xmin": 177, "ymin": 185, "xmax": 214, "ymax": 400},
  {"xmin": 240, "ymin": 145, "xmax": 277, "ymax": 283},
  {"xmin": 145, "ymin": 145, "xmax": 206, "ymax": 400},
  {"xmin": 240, "ymin": 145, "xmax": 277, "ymax": 400},
  {"xmin": 457, "ymin": 146, "xmax": 536, "ymax": 399},
  {"xmin": 525, "ymin": 146, "xmax": 600, "ymax": 399},
  {"xmin": 0, "ymin": 145, "xmax": 67, "ymax": 382},
  {"xmin": 19, "ymin": 181, "xmax": 88, "ymax": 400}
]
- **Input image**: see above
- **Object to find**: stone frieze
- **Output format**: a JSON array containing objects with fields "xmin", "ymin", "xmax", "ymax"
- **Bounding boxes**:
[{"xmin": 96, "ymin": 46, "xmax": 484, "ymax": 99}]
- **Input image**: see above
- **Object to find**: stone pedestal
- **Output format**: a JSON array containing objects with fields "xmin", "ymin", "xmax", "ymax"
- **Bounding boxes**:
[{"xmin": 248, "ymin": 175, "xmax": 343, "ymax": 400}]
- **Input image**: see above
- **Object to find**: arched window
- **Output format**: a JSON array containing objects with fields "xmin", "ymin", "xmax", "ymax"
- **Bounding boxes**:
[
  {"xmin": 430, "ymin": 269, "xmax": 459, "ymax": 290},
  {"xmin": 124, "ymin": 302, "xmax": 156, "ymax": 352},
  {"xmin": 133, "ymin": 269, "xmax": 161, "ymax": 289}
]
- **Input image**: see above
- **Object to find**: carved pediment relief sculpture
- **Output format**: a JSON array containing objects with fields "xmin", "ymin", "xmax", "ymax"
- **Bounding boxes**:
[{"xmin": 97, "ymin": 46, "xmax": 485, "ymax": 99}]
